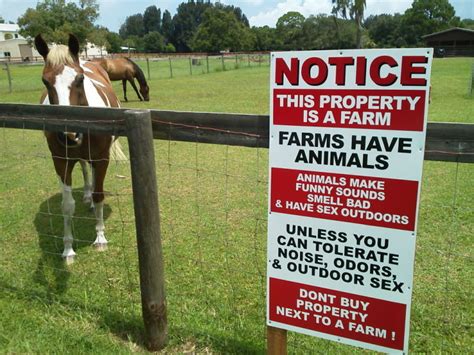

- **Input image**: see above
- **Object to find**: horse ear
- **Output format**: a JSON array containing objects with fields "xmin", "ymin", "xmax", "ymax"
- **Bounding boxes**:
[
  {"xmin": 34, "ymin": 35, "xmax": 49, "ymax": 59},
  {"xmin": 68, "ymin": 34, "xmax": 80, "ymax": 58}
]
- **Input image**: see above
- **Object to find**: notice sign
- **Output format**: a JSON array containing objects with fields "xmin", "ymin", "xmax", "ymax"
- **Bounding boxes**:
[{"xmin": 267, "ymin": 49, "xmax": 432, "ymax": 353}]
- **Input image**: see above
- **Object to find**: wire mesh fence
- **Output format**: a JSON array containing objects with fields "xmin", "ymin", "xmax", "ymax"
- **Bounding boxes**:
[
  {"xmin": 0, "ymin": 54, "xmax": 270, "ymax": 95},
  {"xmin": 0, "ymin": 116, "xmax": 472, "ymax": 353}
]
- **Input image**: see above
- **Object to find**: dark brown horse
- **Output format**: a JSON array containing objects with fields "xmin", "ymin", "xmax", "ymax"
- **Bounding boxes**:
[
  {"xmin": 35, "ymin": 34, "xmax": 123, "ymax": 264},
  {"xmin": 92, "ymin": 57, "xmax": 150, "ymax": 102}
]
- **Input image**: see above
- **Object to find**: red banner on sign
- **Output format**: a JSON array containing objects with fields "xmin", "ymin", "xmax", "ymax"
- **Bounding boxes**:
[
  {"xmin": 269, "ymin": 277, "xmax": 406, "ymax": 350},
  {"xmin": 273, "ymin": 89, "xmax": 426, "ymax": 131},
  {"xmin": 270, "ymin": 167, "xmax": 418, "ymax": 231}
]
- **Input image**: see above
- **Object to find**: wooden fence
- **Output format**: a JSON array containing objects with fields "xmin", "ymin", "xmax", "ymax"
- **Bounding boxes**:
[
  {"xmin": 1, "ymin": 54, "xmax": 270, "ymax": 93},
  {"xmin": 0, "ymin": 103, "xmax": 473, "ymax": 352},
  {"xmin": 0, "ymin": 51, "xmax": 271, "ymax": 64},
  {"xmin": 1, "ymin": 103, "xmax": 473, "ymax": 163}
]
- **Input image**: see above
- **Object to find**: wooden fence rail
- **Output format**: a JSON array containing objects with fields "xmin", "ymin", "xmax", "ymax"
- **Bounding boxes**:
[{"xmin": 0, "ymin": 103, "xmax": 473, "ymax": 163}]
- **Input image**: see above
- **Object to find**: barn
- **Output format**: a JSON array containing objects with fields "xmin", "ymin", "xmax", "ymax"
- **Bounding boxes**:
[{"xmin": 422, "ymin": 27, "xmax": 474, "ymax": 57}]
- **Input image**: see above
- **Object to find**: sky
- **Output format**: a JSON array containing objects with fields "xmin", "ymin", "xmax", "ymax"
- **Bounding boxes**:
[{"xmin": 0, "ymin": 0, "xmax": 473, "ymax": 32}]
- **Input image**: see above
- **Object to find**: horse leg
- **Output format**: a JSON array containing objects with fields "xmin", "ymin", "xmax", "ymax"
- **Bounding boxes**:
[
  {"xmin": 53, "ymin": 157, "xmax": 77, "ymax": 264},
  {"xmin": 122, "ymin": 79, "xmax": 128, "ymax": 102},
  {"xmin": 91, "ymin": 159, "xmax": 109, "ymax": 251},
  {"xmin": 80, "ymin": 160, "xmax": 93, "ymax": 208},
  {"xmin": 129, "ymin": 79, "xmax": 143, "ymax": 101}
]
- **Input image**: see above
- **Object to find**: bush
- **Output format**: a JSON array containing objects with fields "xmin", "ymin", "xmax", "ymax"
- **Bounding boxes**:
[{"xmin": 164, "ymin": 43, "xmax": 176, "ymax": 53}]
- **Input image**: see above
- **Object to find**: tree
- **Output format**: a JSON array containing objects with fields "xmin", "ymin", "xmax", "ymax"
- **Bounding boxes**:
[
  {"xmin": 170, "ymin": 1, "xmax": 249, "ymax": 52},
  {"xmin": 164, "ymin": 43, "xmax": 176, "ymax": 53},
  {"xmin": 17, "ymin": 0, "xmax": 99, "ymax": 46},
  {"xmin": 105, "ymin": 31, "xmax": 122, "ymax": 53},
  {"xmin": 161, "ymin": 10, "xmax": 174, "ymax": 43},
  {"xmin": 214, "ymin": 2, "xmax": 250, "ymax": 27},
  {"xmin": 171, "ymin": 0, "xmax": 213, "ymax": 52},
  {"xmin": 365, "ymin": 14, "xmax": 405, "ymax": 47},
  {"xmin": 251, "ymin": 26, "xmax": 281, "ymax": 51},
  {"xmin": 276, "ymin": 12, "xmax": 306, "ymax": 50},
  {"xmin": 124, "ymin": 35, "xmax": 145, "ymax": 52},
  {"xmin": 0, "ymin": 16, "xmax": 4, "ymax": 24},
  {"xmin": 88, "ymin": 26, "xmax": 109, "ymax": 55},
  {"xmin": 462, "ymin": 18, "xmax": 474, "ymax": 29},
  {"xmin": 143, "ymin": 31, "xmax": 164, "ymax": 52},
  {"xmin": 119, "ymin": 14, "xmax": 145, "ymax": 38},
  {"xmin": 332, "ymin": 0, "xmax": 366, "ymax": 48},
  {"xmin": 401, "ymin": 0, "xmax": 461, "ymax": 46},
  {"xmin": 143, "ymin": 5, "xmax": 161, "ymax": 34},
  {"xmin": 302, "ymin": 14, "xmax": 357, "ymax": 50},
  {"xmin": 191, "ymin": 7, "xmax": 254, "ymax": 52}
]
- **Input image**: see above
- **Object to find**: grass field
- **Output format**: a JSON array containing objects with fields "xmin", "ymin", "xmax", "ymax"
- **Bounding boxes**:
[{"xmin": 0, "ymin": 57, "xmax": 473, "ymax": 354}]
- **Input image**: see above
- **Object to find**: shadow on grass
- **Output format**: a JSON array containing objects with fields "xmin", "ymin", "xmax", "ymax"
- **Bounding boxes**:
[
  {"xmin": 4, "ymin": 190, "xmax": 264, "ymax": 353},
  {"xmin": 33, "ymin": 189, "xmax": 111, "ymax": 298}
]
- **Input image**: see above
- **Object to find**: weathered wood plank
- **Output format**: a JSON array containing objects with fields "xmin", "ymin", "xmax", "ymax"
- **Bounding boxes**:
[
  {"xmin": 0, "ymin": 103, "xmax": 472, "ymax": 162},
  {"xmin": 425, "ymin": 122, "xmax": 474, "ymax": 163}
]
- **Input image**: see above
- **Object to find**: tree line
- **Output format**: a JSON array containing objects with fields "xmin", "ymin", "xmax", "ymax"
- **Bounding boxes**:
[{"xmin": 15, "ymin": 0, "xmax": 474, "ymax": 54}]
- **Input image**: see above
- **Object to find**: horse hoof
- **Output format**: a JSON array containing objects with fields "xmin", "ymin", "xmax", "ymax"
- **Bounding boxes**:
[
  {"xmin": 94, "ymin": 243, "xmax": 108, "ymax": 252},
  {"xmin": 64, "ymin": 255, "xmax": 75, "ymax": 265}
]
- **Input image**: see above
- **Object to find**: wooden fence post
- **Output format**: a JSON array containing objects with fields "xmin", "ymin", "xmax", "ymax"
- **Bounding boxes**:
[
  {"xmin": 248, "ymin": 54, "xmax": 250, "ymax": 67},
  {"xmin": 221, "ymin": 54, "xmax": 225, "ymax": 71},
  {"xmin": 267, "ymin": 326, "xmax": 287, "ymax": 355},
  {"xmin": 125, "ymin": 110, "xmax": 168, "ymax": 351},
  {"xmin": 169, "ymin": 57, "xmax": 173, "ymax": 78},
  {"xmin": 469, "ymin": 63, "xmax": 474, "ymax": 96},
  {"xmin": 206, "ymin": 55, "xmax": 209, "ymax": 74},
  {"xmin": 5, "ymin": 62, "xmax": 12, "ymax": 93},
  {"xmin": 146, "ymin": 58, "xmax": 151, "ymax": 80},
  {"xmin": 189, "ymin": 57, "xmax": 192, "ymax": 75}
]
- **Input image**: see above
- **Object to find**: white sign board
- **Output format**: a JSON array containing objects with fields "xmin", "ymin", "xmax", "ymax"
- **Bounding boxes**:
[{"xmin": 267, "ymin": 49, "xmax": 433, "ymax": 353}]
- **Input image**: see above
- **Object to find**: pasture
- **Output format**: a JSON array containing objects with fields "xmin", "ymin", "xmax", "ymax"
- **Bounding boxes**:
[{"xmin": 0, "ymin": 57, "xmax": 473, "ymax": 353}]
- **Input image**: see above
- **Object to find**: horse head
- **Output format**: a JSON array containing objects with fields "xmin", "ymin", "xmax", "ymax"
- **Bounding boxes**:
[
  {"xmin": 35, "ymin": 34, "xmax": 88, "ymax": 106},
  {"xmin": 140, "ymin": 83, "xmax": 150, "ymax": 102}
]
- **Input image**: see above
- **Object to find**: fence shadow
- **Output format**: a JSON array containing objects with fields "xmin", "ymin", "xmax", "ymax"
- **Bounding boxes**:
[{"xmin": 33, "ymin": 189, "xmax": 112, "ymax": 298}]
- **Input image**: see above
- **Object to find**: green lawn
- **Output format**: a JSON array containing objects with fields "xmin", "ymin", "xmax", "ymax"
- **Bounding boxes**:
[{"xmin": 0, "ymin": 57, "xmax": 472, "ymax": 353}]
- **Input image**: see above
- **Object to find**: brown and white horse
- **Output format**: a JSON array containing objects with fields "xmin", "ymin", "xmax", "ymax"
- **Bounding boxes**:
[{"xmin": 35, "ymin": 34, "xmax": 121, "ymax": 263}]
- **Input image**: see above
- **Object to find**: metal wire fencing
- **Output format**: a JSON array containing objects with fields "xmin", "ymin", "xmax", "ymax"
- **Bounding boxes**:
[
  {"xmin": 0, "ymin": 112, "xmax": 472, "ymax": 353},
  {"xmin": 0, "ymin": 53, "xmax": 270, "ymax": 95}
]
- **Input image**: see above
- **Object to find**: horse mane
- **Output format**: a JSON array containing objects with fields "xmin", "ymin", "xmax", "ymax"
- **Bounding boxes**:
[
  {"xmin": 125, "ymin": 58, "xmax": 148, "ymax": 88},
  {"xmin": 47, "ymin": 45, "xmax": 75, "ymax": 66}
]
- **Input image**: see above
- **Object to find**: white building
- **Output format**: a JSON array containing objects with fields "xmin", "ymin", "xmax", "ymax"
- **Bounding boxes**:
[
  {"xmin": 0, "ymin": 23, "xmax": 106, "ymax": 60},
  {"xmin": 0, "ymin": 23, "xmax": 40, "ymax": 60},
  {"xmin": 0, "ymin": 24, "xmax": 23, "ymax": 41},
  {"xmin": 82, "ymin": 42, "xmax": 108, "ymax": 58}
]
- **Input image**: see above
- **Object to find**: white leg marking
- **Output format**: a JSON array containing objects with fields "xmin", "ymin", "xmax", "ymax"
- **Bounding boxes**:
[
  {"xmin": 80, "ymin": 160, "xmax": 93, "ymax": 205},
  {"xmin": 93, "ymin": 201, "xmax": 108, "ymax": 251},
  {"xmin": 61, "ymin": 183, "xmax": 76, "ymax": 262}
]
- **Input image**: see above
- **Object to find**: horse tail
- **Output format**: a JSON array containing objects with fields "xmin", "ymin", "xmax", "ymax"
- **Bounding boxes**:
[
  {"xmin": 110, "ymin": 138, "xmax": 128, "ymax": 161},
  {"xmin": 125, "ymin": 58, "xmax": 148, "ymax": 88}
]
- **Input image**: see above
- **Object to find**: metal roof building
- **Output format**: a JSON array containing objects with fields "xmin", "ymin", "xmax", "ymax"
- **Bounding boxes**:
[{"xmin": 422, "ymin": 27, "xmax": 474, "ymax": 57}]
